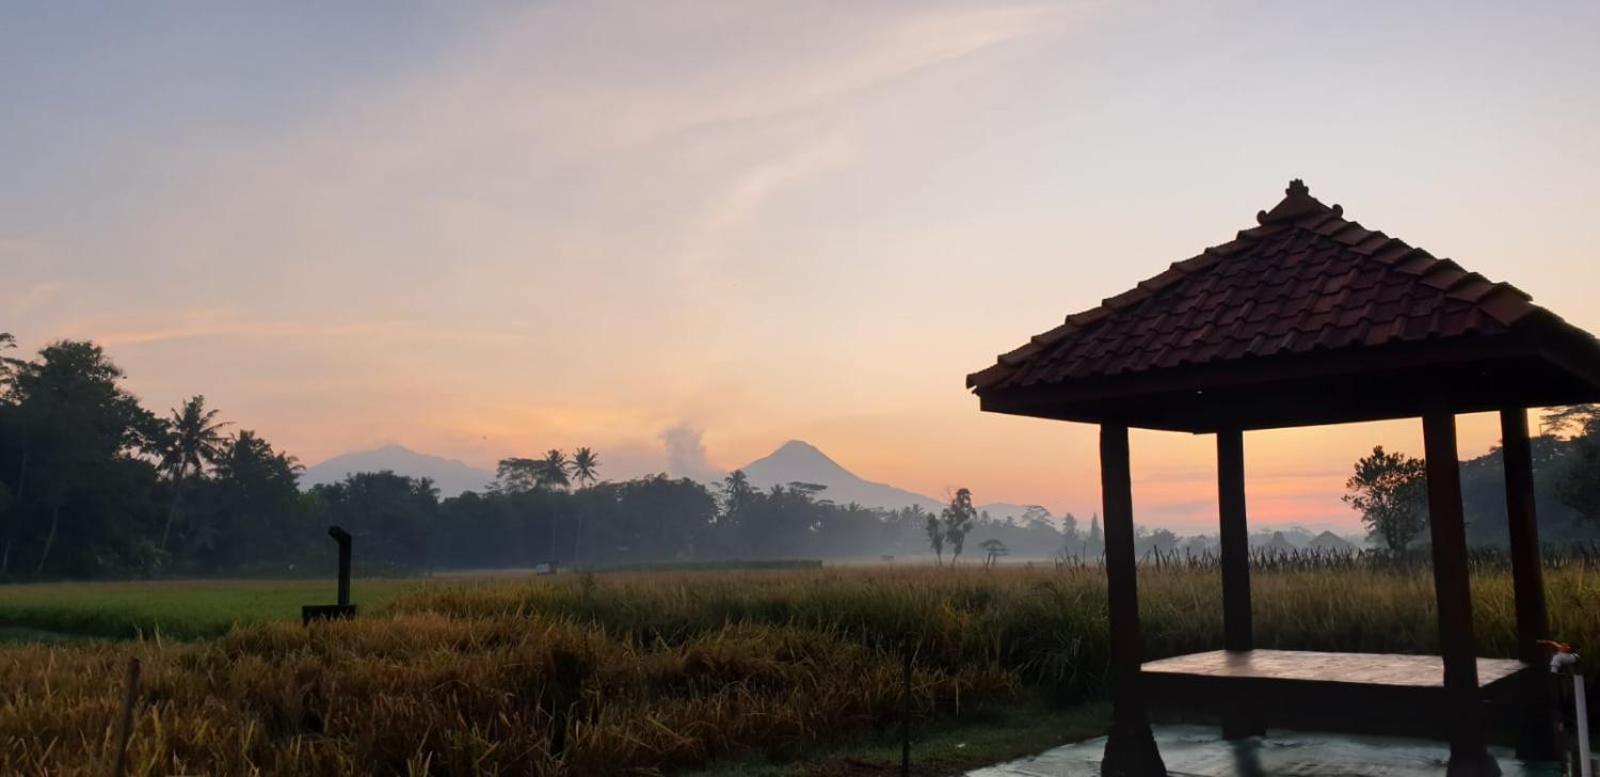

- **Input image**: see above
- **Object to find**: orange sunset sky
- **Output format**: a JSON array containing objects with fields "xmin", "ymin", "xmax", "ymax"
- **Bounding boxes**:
[{"xmin": 4, "ymin": 2, "xmax": 1598, "ymax": 531}]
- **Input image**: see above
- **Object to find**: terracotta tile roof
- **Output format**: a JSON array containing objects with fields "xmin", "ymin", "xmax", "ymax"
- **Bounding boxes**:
[{"xmin": 968, "ymin": 180, "xmax": 1561, "ymax": 393}]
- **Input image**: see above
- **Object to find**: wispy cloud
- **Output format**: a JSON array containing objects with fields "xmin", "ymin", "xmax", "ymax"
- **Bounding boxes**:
[
  {"xmin": 13, "ymin": 281, "xmax": 64, "ymax": 316},
  {"xmin": 61, "ymin": 309, "xmax": 523, "ymax": 348}
]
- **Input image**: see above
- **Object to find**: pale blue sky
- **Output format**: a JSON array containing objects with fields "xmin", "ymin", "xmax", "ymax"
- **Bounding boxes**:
[{"xmin": 4, "ymin": 1, "xmax": 1598, "ymax": 528}]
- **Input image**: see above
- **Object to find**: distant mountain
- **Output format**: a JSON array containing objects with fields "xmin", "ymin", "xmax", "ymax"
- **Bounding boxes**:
[
  {"xmin": 735, "ymin": 440, "xmax": 1036, "ymax": 519},
  {"xmin": 301, "ymin": 445, "xmax": 494, "ymax": 497},
  {"xmin": 739, "ymin": 441, "xmax": 941, "ymax": 512},
  {"xmin": 302, "ymin": 438, "xmax": 1051, "ymax": 519}
]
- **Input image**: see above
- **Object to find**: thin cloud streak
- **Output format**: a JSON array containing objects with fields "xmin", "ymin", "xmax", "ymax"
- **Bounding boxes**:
[
  {"xmin": 59, "ymin": 310, "xmax": 527, "ymax": 348},
  {"xmin": 13, "ymin": 281, "xmax": 64, "ymax": 315}
]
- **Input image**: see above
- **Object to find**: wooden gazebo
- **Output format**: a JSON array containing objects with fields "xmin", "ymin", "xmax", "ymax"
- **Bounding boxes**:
[{"xmin": 967, "ymin": 180, "xmax": 1600, "ymax": 776}]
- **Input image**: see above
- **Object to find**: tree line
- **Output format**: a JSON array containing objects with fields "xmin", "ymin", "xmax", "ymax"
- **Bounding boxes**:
[
  {"xmin": 1342, "ymin": 407, "xmax": 1600, "ymax": 554},
  {"xmin": 0, "ymin": 336, "xmax": 1083, "ymax": 580},
  {"xmin": 9, "ymin": 333, "xmax": 1596, "ymax": 581}
]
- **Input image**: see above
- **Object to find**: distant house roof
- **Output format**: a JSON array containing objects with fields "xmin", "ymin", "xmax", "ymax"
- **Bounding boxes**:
[
  {"xmin": 1261, "ymin": 531, "xmax": 1298, "ymax": 554},
  {"xmin": 1308, "ymin": 530, "xmax": 1355, "ymax": 552},
  {"xmin": 968, "ymin": 181, "xmax": 1600, "ymax": 432}
]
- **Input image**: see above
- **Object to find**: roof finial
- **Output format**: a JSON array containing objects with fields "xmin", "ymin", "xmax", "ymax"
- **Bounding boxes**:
[{"xmin": 1257, "ymin": 178, "xmax": 1332, "ymax": 225}]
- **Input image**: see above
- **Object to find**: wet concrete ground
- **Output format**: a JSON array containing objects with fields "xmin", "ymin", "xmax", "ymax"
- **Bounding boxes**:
[{"xmin": 968, "ymin": 725, "xmax": 1564, "ymax": 777}]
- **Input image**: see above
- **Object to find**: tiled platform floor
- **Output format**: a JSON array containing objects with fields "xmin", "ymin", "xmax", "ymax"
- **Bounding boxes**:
[{"xmin": 968, "ymin": 725, "xmax": 1563, "ymax": 777}]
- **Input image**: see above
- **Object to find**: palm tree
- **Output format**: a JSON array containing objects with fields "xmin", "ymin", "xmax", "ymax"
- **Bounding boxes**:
[
  {"xmin": 567, "ymin": 447, "xmax": 600, "ymax": 567},
  {"xmin": 570, "ymin": 447, "xmax": 600, "ymax": 489},
  {"xmin": 537, "ymin": 449, "xmax": 571, "ymax": 490},
  {"xmin": 0, "ymin": 332, "xmax": 15, "ymax": 381},
  {"xmin": 721, "ymin": 470, "xmax": 753, "ymax": 518},
  {"xmin": 159, "ymin": 395, "xmax": 229, "ymax": 552}
]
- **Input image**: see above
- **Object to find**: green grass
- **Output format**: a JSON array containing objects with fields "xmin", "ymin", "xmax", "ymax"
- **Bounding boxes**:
[{"xmin": 0, "ymin": 578, "xmax": 418, "ymax": 640}]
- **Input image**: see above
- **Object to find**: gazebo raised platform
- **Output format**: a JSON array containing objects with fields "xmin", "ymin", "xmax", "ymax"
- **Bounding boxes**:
[
  {"xmin": 1143, "ymin": 649, "xmax": 1530, "ymax": 741},
  {"xmin": 967, "ymin": 181, "xmax": 1600, "ymax": 777}
]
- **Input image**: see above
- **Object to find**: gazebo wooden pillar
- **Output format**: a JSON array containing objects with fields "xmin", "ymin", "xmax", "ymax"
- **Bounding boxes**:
[
  {"xmin": 1215, "ymin": 428, "xmax": 1262, "ymax": 739},
  {"xmin": 1100, "ymin": 424, "xmax": 1166, "ymax": 774},
  {"xmin": 1422, "ymin": 408, "xmax": 1496, "ymax": 774},
  {"xmin": 967, "ymin": 180, "xmax": 1600, "ymax": 777},
  {"xmin": 1502, "ymin": 409, "xmax": 1550, "ymax": 657},
  {"xmin": 1501, "ymin": 408, "xmax": 1556, "ymax": 758}
]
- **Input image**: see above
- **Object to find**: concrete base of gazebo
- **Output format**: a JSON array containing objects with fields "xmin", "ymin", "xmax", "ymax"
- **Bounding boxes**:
[{"xmin": 968, "ymin": 725, "xmax": 1563, "ymax": 777}]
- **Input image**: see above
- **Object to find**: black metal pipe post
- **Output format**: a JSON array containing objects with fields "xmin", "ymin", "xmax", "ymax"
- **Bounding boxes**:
[{"xmin": 329, "ymin": 526, "xmax": 352, "ymax": 606}]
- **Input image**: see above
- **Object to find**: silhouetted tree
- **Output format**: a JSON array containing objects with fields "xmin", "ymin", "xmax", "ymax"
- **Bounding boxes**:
[
  {"xmin": 924, "ymin": 510, "xmax": 943, "ymax": 565},
  {"xmin": 539, "ymin": 449, "xmax": 572, "ymax": 490},
  {"xmin": 308, "ymin": 472, "xmax": 436, "ymax": 572},
  {"xmin": 941, "ymin": 488, "xmax": 977, "ymax": 566},
  {"xmin": 0, "ymin": 332, "xmax": 16, "ymax": 382},
  {"xmin": 979, "ymin": 538, "xmax": 1008, "ymax": 568},
  {"xmin": 1085, "ymin": 513, "xmax": 1103, "ymax": 557},
  {"xmin": 1057, "ymin": 510, "xmax": 1080, "ymax": 551},
  {"xmin": 1344, "ymin": 445, "xmax": 1427, "ymax": 554},
  {"xmin": 720, "ymin": 470, "xmax": 753, "ymax": 519},
  {"xmin": 1543, "ymin": 404, "xmax": 1600, "ymax": 438},
  {"xmin": 494, "ymin": 457, "xmax": 542, "ymax": 493},
  {"xmin": 571, "ymin": 447, "xmax": 600, "ymax": 489},
  {"xmin": 1543, "ymin": 405, "xmax": 1600, "ymax": 524},
  {"xmin": 0, "ymin": 341, "xmax": 161, "ymax": 576},
  {"xmin": 183, "ymin": 430, "xmax": 304, "ymax": 572},
  {"xmin": 1145, "ymin": 527, "xmax": 1179, "ymax": 554},
  {"xmin": 158, "ymin": 395, "xmax": 229, "ymax": 552}
]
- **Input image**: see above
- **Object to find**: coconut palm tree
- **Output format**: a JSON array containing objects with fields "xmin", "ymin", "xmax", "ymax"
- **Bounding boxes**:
[
  {"xmin": 565, "ymin": 447, "xmax": 600, "ymax": 567},
  {"xmin": 537, "ymin": 449, "xmax": 571, "ymax": 490},
  {"xmin": 159, "ymin": 395, "xmax": 229, "ymax": 552},
  {"xmin": 570, "ymin": 447, "xmax": 600, "ymax": 489}
]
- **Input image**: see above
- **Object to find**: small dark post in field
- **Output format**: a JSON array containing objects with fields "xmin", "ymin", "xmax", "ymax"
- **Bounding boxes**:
[
  {"xmin": 901, "ymin": 639, "xmax": 913, "ymax": 777},
  {"xmin": 331, "ymin": 525, "xmax": 352, "ymax": 606},
  {"xmin": 301, "ymin": 526, "xmax": 357, "ymax": 625},
  {"xmin": 109, "ymin": 656, "xmax": 140, "ymax": 777}
]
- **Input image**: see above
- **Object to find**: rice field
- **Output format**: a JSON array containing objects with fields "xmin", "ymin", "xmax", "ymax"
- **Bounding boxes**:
[
  {"xmin": 0, "ymin": 578, "xmax": 419, "ymax": 641},
  {"xmin": 3, "ymin": 563, "xmax": 1599, "ymax": 775}
]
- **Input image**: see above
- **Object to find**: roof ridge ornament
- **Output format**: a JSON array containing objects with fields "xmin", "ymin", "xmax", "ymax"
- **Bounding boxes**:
[{"xmin": 1257, "ymin": 178, "xmax": 1341, "ymax": 225}]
